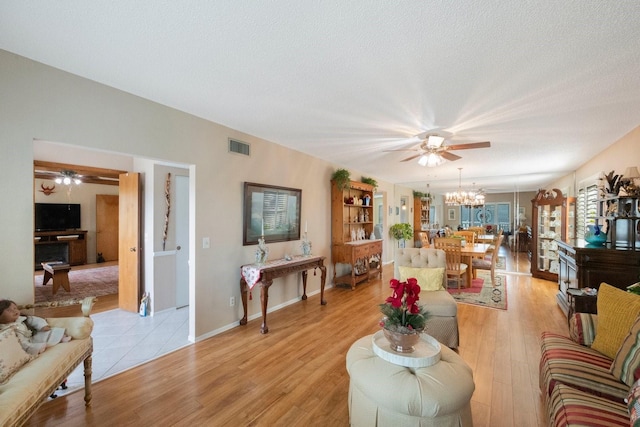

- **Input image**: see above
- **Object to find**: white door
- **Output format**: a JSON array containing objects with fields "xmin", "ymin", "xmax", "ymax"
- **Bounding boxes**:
[{"xmin": 175, "ymin": 175, "xmax": 189, "ymax": 308}]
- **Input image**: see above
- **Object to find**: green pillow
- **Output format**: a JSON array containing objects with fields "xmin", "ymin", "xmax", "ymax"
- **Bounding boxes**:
[
  {"xmin": 592, "ymin": 283, "xmax": 640, "ymax": 359},
  {"xmin": 398, "ymin": 266, "xmax": 444, "ymax": 291}
]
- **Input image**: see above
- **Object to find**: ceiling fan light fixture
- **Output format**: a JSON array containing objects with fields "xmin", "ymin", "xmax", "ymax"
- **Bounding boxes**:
[
  {"xmin": 56, "ymin": 169, "xmax": 82, "ymax": 186},
  {"xmin": 426, "ymin": 135, "xmax": 445, "ymax": 148},
  {"xmin": 418, "ymin": 152, "xmax": 445, "ymax": 167}
]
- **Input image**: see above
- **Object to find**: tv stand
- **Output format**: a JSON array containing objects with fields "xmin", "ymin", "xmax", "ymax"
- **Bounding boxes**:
[{"xmin": 34, "ymin": 230, "xmax": 87, "ymax": 270}]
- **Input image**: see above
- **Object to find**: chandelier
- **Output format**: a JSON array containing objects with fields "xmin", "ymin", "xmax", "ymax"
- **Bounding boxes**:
[
  {"xmin": 55, "ymin": 170, "xmax": 82, "ymax": 185},
  {"xmin": 445, "ymin": 168, "xmax": 485, "ymax": 207}
]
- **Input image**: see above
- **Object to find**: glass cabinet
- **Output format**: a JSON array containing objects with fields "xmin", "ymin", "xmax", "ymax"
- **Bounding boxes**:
[{"xmin": 531, "ymin": 188, "xmax": 575, "ymax": 281}]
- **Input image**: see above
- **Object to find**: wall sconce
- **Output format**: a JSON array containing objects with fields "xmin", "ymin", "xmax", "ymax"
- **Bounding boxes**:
[{"xmin": 401, "ymin": 200, "xmax": 406, "ymax": 210}]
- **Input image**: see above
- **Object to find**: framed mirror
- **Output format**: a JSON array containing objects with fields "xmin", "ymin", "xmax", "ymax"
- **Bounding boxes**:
[{"xmin": 243, "ymin": 182, "xmax": 301, "ymax": 245}]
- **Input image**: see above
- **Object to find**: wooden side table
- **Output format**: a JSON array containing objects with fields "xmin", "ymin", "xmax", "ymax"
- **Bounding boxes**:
[
  {"xmin": 566, "ymin": 288, "xmax": 597, "ymax": 323},
  {"xmin": 41, "ymin": 262, "xmax": 72, "ymax": 294}
]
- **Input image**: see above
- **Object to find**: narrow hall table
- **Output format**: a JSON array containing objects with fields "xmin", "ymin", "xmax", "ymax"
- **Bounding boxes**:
[{"xmin": 240, "ymin": 255, "xmax": 327, "ymax": 334}]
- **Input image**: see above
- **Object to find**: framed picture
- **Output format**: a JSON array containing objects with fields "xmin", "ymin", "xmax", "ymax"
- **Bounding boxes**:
[
  {"xmin": 243, "ymin": 182, "xmax": 302, "ymax": 245},
  {"xmin": 448, "ymin": 208, "xmax": 456, "ymax": 221}
]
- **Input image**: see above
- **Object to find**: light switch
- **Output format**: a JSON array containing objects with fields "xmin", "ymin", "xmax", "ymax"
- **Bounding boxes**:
[{"xmin": 202, "ymin": 237, "xmax": 210, "ymax": 249}]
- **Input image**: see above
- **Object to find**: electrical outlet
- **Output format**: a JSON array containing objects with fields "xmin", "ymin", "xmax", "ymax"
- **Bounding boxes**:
[
  {"xmin": 230, "ymin": 296, "xmax": 235, "ymax": 307},
  {"xmin": 202, "ymin": 237, "xmax": 210, "ymax": 249}
]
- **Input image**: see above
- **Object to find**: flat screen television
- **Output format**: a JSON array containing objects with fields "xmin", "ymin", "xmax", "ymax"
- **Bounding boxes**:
[{"xmin": 35, "ymin": 203, "xmax": 81, "ymax": 231}]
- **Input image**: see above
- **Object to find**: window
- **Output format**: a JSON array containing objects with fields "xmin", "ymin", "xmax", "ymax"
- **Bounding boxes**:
[
  {"xmin": 460, "ymin": 203, "xmax": 511, "ymax": 232},
  {"xmin": 576, "ymin": 183, "xmax": 598, "ymax": 239}
]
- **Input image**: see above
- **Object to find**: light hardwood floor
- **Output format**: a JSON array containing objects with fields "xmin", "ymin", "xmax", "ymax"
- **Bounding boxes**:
[{"xmin": 28, "ymin": 248, "xmax": 566, "ymax": 427}]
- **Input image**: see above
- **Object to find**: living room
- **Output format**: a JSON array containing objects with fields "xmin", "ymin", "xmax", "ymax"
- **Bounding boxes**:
[{"xmin": 2, "ymin": 3, "xmax": 640, "ymax": 426}]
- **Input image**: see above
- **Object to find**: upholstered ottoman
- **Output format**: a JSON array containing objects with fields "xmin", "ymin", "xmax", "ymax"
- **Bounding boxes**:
[{"xmin": 346, "ymin": 334, "xmax": 475, "ymax": 427}]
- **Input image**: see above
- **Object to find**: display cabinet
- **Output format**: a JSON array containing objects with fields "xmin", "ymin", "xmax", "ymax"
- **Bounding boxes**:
[
  {"xmin": 331, "ymin": 180, "xmax": 383, "ymax": 289},
  {"xmin": 531, "ymin": 188, "xmax": 575, "ymax": 281},
  {"xmin": 595, "ymin": 195, "xmax": 640, "ymax": 249},
  {"xmin": 413, "ymin": 196, "xmax": 430, "ymax": 236}
]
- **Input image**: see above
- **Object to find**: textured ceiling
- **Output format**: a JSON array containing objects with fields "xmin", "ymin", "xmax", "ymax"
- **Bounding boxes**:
[{"xmin": 2, "ymin": 1, "xmax": 640, "ymax": 194}]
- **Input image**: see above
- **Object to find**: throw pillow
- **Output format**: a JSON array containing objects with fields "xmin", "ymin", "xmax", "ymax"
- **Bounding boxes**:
[
  {"xmin": 0, "ymin": 328, "xmax": 34, "ymax": 384},
  {"xmin": 628, "ymin": 378, "xmax": 640, "ymax": 427},
  {"xmin": 611, "ymin": 315, "xmax": 640, "ymax": 386},
  {"xmin": 592, "ymin": 283, "xmax": 640, "ymax": 359},
  {"xmin": 398, "ymin": 266, "xmax": 445, "ymax": 291}
]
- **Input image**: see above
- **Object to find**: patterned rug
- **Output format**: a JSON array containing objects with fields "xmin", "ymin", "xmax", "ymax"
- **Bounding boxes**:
[
  {"xmin": 446, "ymin": 270, "xmax": 507, "ymax": 310},
  {"xmin": 34, "ymin": 264, "xmax": 119, "ymax": 303}
]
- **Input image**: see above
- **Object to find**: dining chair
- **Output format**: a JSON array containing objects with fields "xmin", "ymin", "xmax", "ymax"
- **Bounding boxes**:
[
  {"xmin": 414, "ymin": 231, "xmax": 431, "ymax": 248},
  {"xmin": 434, "ymin": 237, "xmax": 468, "ymax": 291},
  {"xmin": 485, "ymin": 229, "xmax": 504, "ymax": 255},
  {"xmin": 466, "ymin": 226, "xmax": 484, "ymax": 238},
  {"xmin": 453, "ymin": 230, "xmax": 476, "ymax": 244},
  {"xmin": 472, "ymin": 234, "xmax": 504, "ymax": 285}
]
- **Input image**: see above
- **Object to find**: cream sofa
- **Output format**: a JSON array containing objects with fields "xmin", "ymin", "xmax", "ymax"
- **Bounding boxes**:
[
  {"xmin": 0, "ymin": 300, "xmax": 94, "ymax": 426},
  {"xmin": 394, "ymin": 248, "xmax": 459, "ymax": 348}
]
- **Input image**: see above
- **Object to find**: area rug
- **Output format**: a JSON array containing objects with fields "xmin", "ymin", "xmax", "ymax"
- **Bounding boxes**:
[
  {"xmin": 34, "ymin": 265, "xmax": 119, "ymax": 303},
  {"xmin": 446, "ymin": 271, "xmax": 507, "ymax": 310},
  {"xmin": 496, "ymin": 256, "xmax": 506, "ymax": 270}
]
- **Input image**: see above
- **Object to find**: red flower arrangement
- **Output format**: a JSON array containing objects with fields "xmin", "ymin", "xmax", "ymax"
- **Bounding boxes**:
[{"xmin": 379, "ymin": 278, "xmax": 429, "ymax": 333}]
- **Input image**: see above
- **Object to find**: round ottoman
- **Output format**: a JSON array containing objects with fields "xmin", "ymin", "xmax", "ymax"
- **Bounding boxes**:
[{"xmin": 346, "ymin": 334, "xmax": 475, "ymax": 427}]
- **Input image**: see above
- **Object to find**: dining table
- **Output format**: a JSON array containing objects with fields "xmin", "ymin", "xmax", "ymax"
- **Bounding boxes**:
[
  {"xmin": 476, "ymin": 234, "xmax": 496, "ymax": 243},
  {"xmin": 459, "ymin": 243, "xmax": 491, "ymax": 288}
]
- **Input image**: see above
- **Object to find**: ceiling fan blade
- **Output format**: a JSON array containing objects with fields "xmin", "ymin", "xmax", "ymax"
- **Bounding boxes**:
[
  {"xmin": 401, "ymin": 154, "xmax": 422, "ymax": 162},
  {"xmin": 440, "ymin": 152, "xmax": 462, "ymax": 161},
  {"xmin": 446, "ymin": 141, "xmax": 491, "ymax": 151},
  {"xmin": 382, "ymin": 148, "xmax": 419, "ymax": 152}
]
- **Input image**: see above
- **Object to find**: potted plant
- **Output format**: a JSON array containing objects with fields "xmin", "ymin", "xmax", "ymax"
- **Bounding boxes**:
[
  {"xmin": 361, "ymin": 176, "xmax": 378, "ymax": 190},
  {"xmin": 331, "ymin": 168, "xmax": 351, "ymax": 191},
  {"xmin": 389, "ymin": 223, "xmax": 413, "ymax": 242},
  {"xmin": 379, "ymin": 277, "xmax": 430, "ymax": 352}
]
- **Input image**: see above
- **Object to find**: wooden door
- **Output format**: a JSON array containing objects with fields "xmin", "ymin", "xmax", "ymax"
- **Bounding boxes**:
[
  {"xmin": 96, "ymin": 194, "xmax": 119, "ymax": 262},
  {"xmin": 118, "ymin": 173, "xmax": 141, "ymax": 313}
]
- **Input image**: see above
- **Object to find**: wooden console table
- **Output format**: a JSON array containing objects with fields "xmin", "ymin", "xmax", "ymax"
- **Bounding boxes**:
[{"xmin": 240, "ymin": 255, "xmax": 327, "ymax": 334}]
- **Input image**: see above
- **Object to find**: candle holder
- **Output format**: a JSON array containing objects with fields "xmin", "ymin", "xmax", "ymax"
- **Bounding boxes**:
[
  {"xmin": 301, "ymin": 232, "xmax": 312, "ymax": 256},
  {"xmin": 255, "ymin": 236, "xmax": 269, "ymax": 264}
]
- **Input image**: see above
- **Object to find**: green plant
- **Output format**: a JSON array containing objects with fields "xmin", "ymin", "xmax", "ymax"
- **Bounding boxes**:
[
  {"xmin": 361, "ymin": 176, "xmax": 377, "ymax": 189},
  {"xmin": 389, "ymin": 223, "xmax": 413, "ymax": 241},
  {"xmin": 379, "ymin": 278, "xmax": 429, "ymax": 333},
  {"xmin": 331, "ymin": 168, "xmax": 351, "ymax": 191},
  {"xmin": 413, "ymin": 191, "xmax": 426, "ymax": 198}
]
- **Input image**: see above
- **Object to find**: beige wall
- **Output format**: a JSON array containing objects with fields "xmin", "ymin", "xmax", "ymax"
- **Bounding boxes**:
[
  {"xmin": 549, "ymin": 126, "xmax": 640, "ymax": 195},
  {"xmin": 0, "ymin": 49, "xmax": 403, "ymax": 340}
]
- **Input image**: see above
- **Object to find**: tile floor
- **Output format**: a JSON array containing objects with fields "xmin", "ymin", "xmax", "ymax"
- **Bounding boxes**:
[{"xmin": 57, "ymin": 306, "xmax": 191, "ymax": 396}]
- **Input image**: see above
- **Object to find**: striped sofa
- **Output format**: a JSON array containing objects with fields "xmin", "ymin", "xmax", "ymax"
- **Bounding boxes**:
[{"xmin": 540, "ymin": 313, "xmax": 639, "ymax": 427}]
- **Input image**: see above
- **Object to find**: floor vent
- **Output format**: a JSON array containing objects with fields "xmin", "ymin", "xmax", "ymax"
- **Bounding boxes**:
[{"xmin": 229, "ymin": 138, "xmax": 250, "ymax": 156}]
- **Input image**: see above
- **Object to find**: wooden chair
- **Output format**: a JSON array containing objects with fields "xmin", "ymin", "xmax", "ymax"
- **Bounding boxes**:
[
  {"xmin": 414, "ymin": 231, "xmax": 430, "ymax": 248},
  {"xmin": 466, "ymin": 226, "xmax": 484, "ymax": 238},
  {"xmin": 434, "ymin": 237, "xmax": 468, "ymax": 291},
  {"xmin": 472, "ymin": 234, "xmax": 504, "ymax": 286},
  {"xmin": 485, "ymin": 229, "xmax": 504, "ymax": 256},
  {"xmin": 453, "ymin": 230, "xmax": 476, "ymax": 244}
]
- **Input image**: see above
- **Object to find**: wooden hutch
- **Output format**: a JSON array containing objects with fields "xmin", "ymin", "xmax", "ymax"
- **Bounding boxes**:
[
  {"xmin": 413, "ymin": 195, "xmax": 431, "ymax": 234},
  {"xmin": 331, "ymin": 180, "xmax": 382, "ymax": 290},
  {"xmin": 556, "ymin": 195, "xmax": 640, "ymax": 316}
]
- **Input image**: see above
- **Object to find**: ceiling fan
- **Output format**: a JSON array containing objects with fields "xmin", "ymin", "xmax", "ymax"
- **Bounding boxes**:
[{"xmin": 386, "ymin": 132, "xmax": 491, "ymax": 166}]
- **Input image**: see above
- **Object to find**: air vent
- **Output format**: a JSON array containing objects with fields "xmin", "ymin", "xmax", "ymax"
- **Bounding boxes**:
[{"xmin": 229, "ymin": 138, "xmax": 250, "ymax": 156}]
